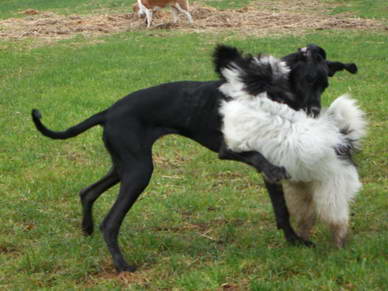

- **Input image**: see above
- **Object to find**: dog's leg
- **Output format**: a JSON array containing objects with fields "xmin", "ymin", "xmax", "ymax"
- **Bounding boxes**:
[
  {"xmin": 311, "ymin": 162, "xmax": 361, "ymax": 248},
  {"xmin": 219, "ymin": 143, "xmax": 311, "ymax": 246},
  {"xmin": 297, "ymin": 213, "xmax": 316, "ymax": 241},
  {"xmin": 99, "ymin": 127, "xmax": 154, "ymax": 272},
  {"xmin": 174, "ymin": 3, "xmax": 192, "ymax": 24},
  {"xmin": 171, "ymin": 6, "xmax": 178, "ymax": 23},
  {"xmin": 312, "ymin": 178, "xmax": 356, "ymax": 248},
  {"xmin": 80, "ymin": 167, "xmax": 119, "ymax": 235},
  {"xmin": 100, "ymin": 155, "xmax": 153, "ymax": 272},
  {"xmin": 283, "ymin": 182, "xmax": 316, "ymax": 241},
  {"xmin": 143, "ymin": 7, "xmax": 153, "ymax": 27},
  {"xmin": 264, "ymin": 180, "xmax": 315, "ymax": 247},
  {"xmin": 329, "ymin": 222, "xmax": 349, "ymax": 248},
  {"xmin": 218, "ymin": 142, "xmax": 289, "ymax": 183}
]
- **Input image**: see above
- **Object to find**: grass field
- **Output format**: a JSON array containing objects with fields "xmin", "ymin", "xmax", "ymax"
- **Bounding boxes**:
[{"xmin": 1, "ymin": 0, "xmax": 387, "ymax": 289}]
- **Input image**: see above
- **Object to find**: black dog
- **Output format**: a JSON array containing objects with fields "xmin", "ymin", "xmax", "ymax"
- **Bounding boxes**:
[{"xmin": 31, "ymin": 44, "xmax": 357, "ymax": 272}]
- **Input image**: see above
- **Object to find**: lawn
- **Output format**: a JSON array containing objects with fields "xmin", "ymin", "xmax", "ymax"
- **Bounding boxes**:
[{"xmin": 1, "ymin": 0, "xmax": 387, "ymax": 289}]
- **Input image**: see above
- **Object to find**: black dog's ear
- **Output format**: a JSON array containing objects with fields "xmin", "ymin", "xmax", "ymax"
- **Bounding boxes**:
[
  {"xmin": 299, "ymin": 44, "xmax": 327, "ymax": 63},
  {"xmin": 213, "ymin": 45, "xmax": 243, "ymax": 77},
  {"xmin": 327, "ymin": 61, "xmax": 358, "ymax": 77},
  {"xmin": 283, "ymin": 44, "xmax": 326, "ymax": 66},
  {"xmin": 306, "ymin": 44, "xmax": 327, "ymax": 60}
]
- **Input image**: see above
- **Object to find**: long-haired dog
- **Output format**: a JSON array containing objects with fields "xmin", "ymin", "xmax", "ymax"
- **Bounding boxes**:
[
  {"xmin": 218, "ymin": 52, "xmax": 366, "ymax": 247},
  {"xmin": 31, "ymin": 45, "xmax": 357, "ymax": 272}
]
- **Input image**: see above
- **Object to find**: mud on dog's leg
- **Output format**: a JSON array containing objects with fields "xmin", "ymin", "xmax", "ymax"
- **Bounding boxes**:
[
  {"xmin": 264, "ymin": 180, "xmax": 315, "ymax": 247},
  {"xmin": 330, "ymin": 222, "xmax": 349, "ymax": 248},
  {"xmin": 283, "ymin": 182, "xmax": 316, "ymax": 241}
]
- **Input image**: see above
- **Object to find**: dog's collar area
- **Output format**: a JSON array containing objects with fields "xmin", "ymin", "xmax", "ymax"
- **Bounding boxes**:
[{"xmin": 220, "ymin": 87, "xmax": 288, "ymax": 105}]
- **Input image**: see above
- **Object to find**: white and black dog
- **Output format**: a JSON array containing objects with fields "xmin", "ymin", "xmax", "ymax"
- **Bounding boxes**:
[
  {"xmin": 220, "ymin": 61, "xmax": 366, "ymax": 247},
  {"xmin": 31, "ymin": 44, "xmax": 357, "ymax": 272}
]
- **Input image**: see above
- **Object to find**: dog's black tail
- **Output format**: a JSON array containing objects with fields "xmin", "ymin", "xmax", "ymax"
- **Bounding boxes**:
[{"xmin": 31, "ymin": 109, "xmax": 107, "ymax": 140}]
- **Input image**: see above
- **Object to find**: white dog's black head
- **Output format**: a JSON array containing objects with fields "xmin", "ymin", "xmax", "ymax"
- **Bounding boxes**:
[
  {"xmin": 282, "ymin": 44, "xmax": 357, "ymax": 116},
  {"xmin": 214, "ymin": 44, "xmax": 358, "ymax": 117}
]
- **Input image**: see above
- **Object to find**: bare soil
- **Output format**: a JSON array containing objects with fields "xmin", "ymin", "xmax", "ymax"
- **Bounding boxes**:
[{"xmin": 0, "ymin": 1, "xmax": 386, "ymax": 43}]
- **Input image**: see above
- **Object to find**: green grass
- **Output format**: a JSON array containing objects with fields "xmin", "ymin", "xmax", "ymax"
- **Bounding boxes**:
[
  {"xmin": 0, "ymin": 0, "xmax": 255, "ymax": 19},
  {"xmin": 0, "ymin": 0, "xmax": 131, "ymax": 19},
  {"xmin": 324, "ymin": 0, "xmax": 388, "ymax": 19},
  {"xmin": 1, "ymin": 0, "xmax": 388, "ymax": 289},
  {"xmin": 204, "ymin": 0, "xmax": 253, "ymax": 10}
]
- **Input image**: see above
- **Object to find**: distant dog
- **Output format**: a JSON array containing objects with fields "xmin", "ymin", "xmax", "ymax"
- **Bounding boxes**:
[
  {"xmin": 31, "ymin": 44, "xmax": 357, "ymax": 272},
  {"xmin": 132, "ymin": 0, "xmax": 193, "ymax": 27},
  {"xmin": 219, "ymin": 52, "xmax": 366, "ymax": 247}
]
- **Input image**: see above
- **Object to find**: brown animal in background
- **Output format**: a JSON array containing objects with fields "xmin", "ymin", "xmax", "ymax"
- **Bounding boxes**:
[{"xmin": 132, "ymin": 0, "xmax": 193, "ymax": 27}]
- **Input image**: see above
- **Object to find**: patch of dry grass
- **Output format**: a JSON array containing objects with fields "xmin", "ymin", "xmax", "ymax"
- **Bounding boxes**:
[{"xmin": 0, "ymin": 1, "xmax": 386, "ymax": 44}]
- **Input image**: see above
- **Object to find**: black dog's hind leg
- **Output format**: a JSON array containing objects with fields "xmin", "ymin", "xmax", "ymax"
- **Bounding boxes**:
[
  {"xmin": 264, "ymin": 180, "xmax": 314, "ymax": 247},
  {"xmin": 80, "ymin": 167, "xmax": 119, "ymax": 235},
  {"xmin": 218, "ymin": 141, "xmax": 289, "ymax": 183},
  {"xmin": 100, "ymin": 127, "xmax": 155, "ymax": 272},
  {"xmin": 100, "ymin": 156, "xmax": 153, "ymax": 272}
]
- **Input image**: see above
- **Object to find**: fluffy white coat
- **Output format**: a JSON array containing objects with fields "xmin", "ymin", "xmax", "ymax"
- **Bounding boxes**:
[{"xmin": 219, "ymin": 63, "xmax": 367, "ymax": 246}]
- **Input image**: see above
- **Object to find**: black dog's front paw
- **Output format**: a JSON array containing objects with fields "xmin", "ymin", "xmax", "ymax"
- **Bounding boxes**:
[
  {"xmin": 82, "ymin": 221, "xmax": 94, "ymax": 236},
  {"xmin": 263, "ymin": 165, "xmax": 290, "ymax": 183},
  {"xmin": 115, "ymin": 263, "xmax": 137, "ymax": 273}
]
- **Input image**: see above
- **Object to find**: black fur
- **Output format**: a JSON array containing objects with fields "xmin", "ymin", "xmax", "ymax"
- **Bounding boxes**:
[
  {"xmin": 213, "ymin": 45, "xmax": 294, "ymax": 106},
  {"xmin": 334, "ymin": 127, "xmax": 358, "ymax": 164},
  {"xmin": 214, "ymin": 44, "xmax": 357, "ymax": 117},
  {"xmin": 32, "ymin": 44, "xmax": 357, "ymax": 272},
  {"xmin": 283, "ymin": 44, "xmax": 357, "ymax": 116},
  {"xmin": 327, "ymin": 61, "xmax": 358, "ymax": 76},
  {"xmin": 213, "ymin": 45, "xmax": 243, "ymax": 77}
]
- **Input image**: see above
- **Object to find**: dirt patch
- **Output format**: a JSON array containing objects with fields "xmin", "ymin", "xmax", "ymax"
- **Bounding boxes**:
[
  {"xmin": 0, "ymin": 1, "xmax": 386, "ymax": 43},
  {"xmin": 0, "ymin": 11, "xmax": 133, "ymax": 42},
  {"xmin": 84, "ymin": 264, "xmax": 152, "ymax": 288}
]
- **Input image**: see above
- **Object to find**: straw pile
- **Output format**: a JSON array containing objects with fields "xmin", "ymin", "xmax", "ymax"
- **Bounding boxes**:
[{"xmin": 0, "ymin": 2, "xmax": 386, "ymax": 42}]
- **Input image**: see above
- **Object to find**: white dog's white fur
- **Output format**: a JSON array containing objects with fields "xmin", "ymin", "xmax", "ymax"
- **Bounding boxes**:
[{"xmin": 219, "ymin": 60, "xmax": 367, "ymax": 247}]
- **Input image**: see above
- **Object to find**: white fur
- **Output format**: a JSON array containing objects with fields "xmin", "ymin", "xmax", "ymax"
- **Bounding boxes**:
[
  {"xmin": 219, "ymin": 66, "xmax": 246, "ymax": 99},
  {"xmin": 253, "ymin": 55, "xmax": 290, "ymax": 79},
  {"xmin": 219, "ymin": 80, "xmax": 367, "ymax": 246},
  {"xmin": 324, "ymin": 95, "xmax": 367, "ymax": 149},
  {"xmin": 137, "ymin": 0, "xmax": 148, "ymax": 16},
  {"xmin": 300, "ymin": 47, "xmax": 307, "ymax": 53}
]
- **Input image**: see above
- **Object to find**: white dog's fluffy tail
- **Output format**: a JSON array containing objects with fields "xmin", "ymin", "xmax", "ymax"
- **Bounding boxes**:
[{"xmin": 325, "ymin": 94, "xmax": 367, "ymax": 150}]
